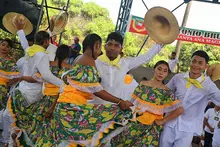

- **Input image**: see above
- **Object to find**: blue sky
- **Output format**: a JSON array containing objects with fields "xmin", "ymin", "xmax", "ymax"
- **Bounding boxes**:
[{"xmin": 84, "ymin": 0, "xmax": 220, "ymax": 32}]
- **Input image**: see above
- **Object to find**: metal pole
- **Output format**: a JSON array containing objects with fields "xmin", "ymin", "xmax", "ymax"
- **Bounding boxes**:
[
  {"xmin": 142, "ymin": 0, "xmax": 149, "ymax": 10},
  {"xmin": 58, "ymin": 0, "xmax": 70, "ymax": 45},
  {"xmin": 175, "ymin": 1, "xmax": 192, "ymax": 59},
  {"xmin": 36, "ymin": 0, "xmax": 45, "ymax": 34}
]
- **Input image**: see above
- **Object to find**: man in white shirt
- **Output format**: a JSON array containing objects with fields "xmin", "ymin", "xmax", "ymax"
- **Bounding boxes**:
[
  {"xmin": 213, "ymin": 121, "xmax": 220, "ymax": 147},
  {"xmin": 160, "ymin": 50, "xmax": 220, "ymax": 147},
  {"xmin": 95, "ymin": 32, "xmax": 163, "ymax": 101},
  {"xmin": 203, "ymin": 105, "xmax": 220, "ymax": 147},
  {"xmin": 168, "ymin": 51, "xmax": 179, "ymax": 73}
]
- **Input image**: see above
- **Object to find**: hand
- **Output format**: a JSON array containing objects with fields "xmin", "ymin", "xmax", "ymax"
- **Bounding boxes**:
[
  {"xmin": 45, "ymin": 107, "xmax": 54, "ymax": 118},
  {"xmin": 7, "ymin": 77, "xmax": 22, "ymax": 87},
  {"xmin": 49, "ymin": 16, "xmax": 56, "ymax": 32},
  {"xmin": 209, "ymin": 127, "xmax": 214, "ymax": 132},
  {"xmin": 119, "ymin": 100, "xmax": 133, "ymax": 111},
  {"xmin": 13, "ymin": 15, "xmax": 26, "ymax": 30},
  {"xmin": 218, "ymin": 121, "xmax": 220, "ymax": 128},
  {"xmin": 154, "ymin": 119, "xmax": 165, "ymax": 126}
]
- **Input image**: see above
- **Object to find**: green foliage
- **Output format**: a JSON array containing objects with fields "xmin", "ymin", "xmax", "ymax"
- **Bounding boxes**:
[{"xmin": 0, "ymin": 0, "xmax": 219, "ymax": 69}]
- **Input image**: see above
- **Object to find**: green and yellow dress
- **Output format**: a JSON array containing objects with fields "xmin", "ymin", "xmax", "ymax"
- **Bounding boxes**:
[
  {"xmin": 24, "ymin": 64, "xmax": 131, "ymax": 147},
  {"xmin": 100, "ymin": 84, "xmax": 182, "ymax": 147},
  {"xmin": 0, "ymin": 57, "xmax": 20, "ymax": 110},
  {"xmin": 8, "ymin": 66, "xmax": 69, "ymax": 146}
]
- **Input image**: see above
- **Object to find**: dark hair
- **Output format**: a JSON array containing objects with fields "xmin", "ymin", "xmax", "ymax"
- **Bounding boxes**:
[
  {"xmin": 34, "ymin": 31, "xmax": 50, "ymax": 45},
  {"xmin": 106, "ymin": 32, "xmax": 123, "ymax": 46},
  {"xmin": 192, "ymin": 50, "xmax": 209, "ymax": 63},
  {"xmin": 154, "ymin": 60, "xmax": 171, "ymax": 73},
  {"xmin": 171, "ymin": 52, "xmax": 176, "ymax": 55},
  {"xmin": 82, "ymin": 33, "xmax": 102, "ymax": 59},
  {"xmin": 142, "ymin": 77, "xmax": 148, "ymax": 81},
  {"xmin": 1, "ymin": 38, "xmax": 13, "ymax": 48},
  {"xmin": 26, "ymin": 35, "xmax": 35, "ymax": 42},
  {"xmin": 55, "ymin": 44, "xmax": 70, "ymax": 69}
]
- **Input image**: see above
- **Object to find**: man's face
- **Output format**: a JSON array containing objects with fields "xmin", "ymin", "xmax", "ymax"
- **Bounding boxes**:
[
  {"xmin": 171, "ymin": 53, "xmax": 176, "ymax": 59},
  {"xmin": 105, "ymin": 39, "xmax": 122, "ymax": 60},
  {"xmin": 190, "ymin": 55, "xmax": 208, "ymax": 76}
]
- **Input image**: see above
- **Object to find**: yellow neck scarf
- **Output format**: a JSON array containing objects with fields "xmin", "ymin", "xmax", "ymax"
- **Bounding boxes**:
[
  {"xmin": 26, "ymin": 44, "xmax": 45, "ymax": 57},
  {"xmin": 185, "ymin": 74, "xmax": 205, "ymax": 89},
  {"xmin": 98, "ymin": 54, "xmax": 121, "ymax": 68}
]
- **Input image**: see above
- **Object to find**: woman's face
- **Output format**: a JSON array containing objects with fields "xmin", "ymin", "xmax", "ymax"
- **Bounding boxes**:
[
  {"xmin": 93, "ymin": 40, "xmax": 102, "ymax": 59},
  {"xmin": 153, "ymin": 64, "xmax": 169, "ymax": 81},
  {"xmin": 0, "ymin": 41, "xmax": 11, "ymax": 55}
]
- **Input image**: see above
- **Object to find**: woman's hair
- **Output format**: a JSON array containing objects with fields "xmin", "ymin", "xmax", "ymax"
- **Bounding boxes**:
[
  {"xmin": 35, "ymin": 31, "xmax": 50, "ymax": 45},
  {"xmin": 154, "ymin": 60, "xmax": 171, "ymax": 73},
  {"xmin": 1, "ymin": 38, "xmax": 13, "ymax": 48},
  {"xmin": 55, "ymin": 44, "xmax": 70, "ymax": 69},
  {"xmin": 82, "ymin": 33, "xmax": 102, "ymax": 59}
]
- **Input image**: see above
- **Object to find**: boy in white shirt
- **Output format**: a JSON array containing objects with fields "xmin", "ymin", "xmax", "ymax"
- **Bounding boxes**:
[
  {"xmin": 160, "ymin": 50, "xmax": 220, "ymax": 147},
  {"xmin": 95, "ymin": 32, "xmax": 163, "ymax": 101},
  {"xmin": 213, "ymin": 121, "xmax": 220, "ymax": 147},
  {"xmin": 168, "ymin": 52, "xmax": 179, "ymax": 73},
  {"xmin": 203, "ymin": 105, "xmax": 220, "ymax": 147}
]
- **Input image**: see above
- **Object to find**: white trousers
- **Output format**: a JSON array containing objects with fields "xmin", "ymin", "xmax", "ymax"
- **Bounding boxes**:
[
  {"xmin": 213, "ymin": 140, "xmax": 220, "ymax": 147},
  {"xmin": 160, "ymin": 125, "xmax": 194, "ymax": 147},
  {"xmin": 0, "ymin": 107, "xmax": 13, "ymax": 144}
]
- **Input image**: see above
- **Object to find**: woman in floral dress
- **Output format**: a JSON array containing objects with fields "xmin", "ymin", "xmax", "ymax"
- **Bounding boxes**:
[
  {"xmin": 0, "ymin": 39, "xmax": 20, "ymax": 111},
  {"xmin": 12, "ymin": 33, "xmax": 133, "ymax": 146},
  {"xmin": 99, "ymin": 60, "xmax": 184, "ymax": 147},
  {"xmin": 9, "ymin": 44, "xmax": 71, "ymax": 145}
]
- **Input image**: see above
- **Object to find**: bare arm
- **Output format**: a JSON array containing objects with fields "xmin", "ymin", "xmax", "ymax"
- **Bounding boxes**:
[
  {"xmin": 203, "ymin": 117, "xmax": 214, "ymax": 132},
  {"xmin": 155, "ymin": 107, "xmax": 184, "ymax": 125},
  {"xmin": 94, "ymin": 90, "xmax": 133, "ymax": 110}
]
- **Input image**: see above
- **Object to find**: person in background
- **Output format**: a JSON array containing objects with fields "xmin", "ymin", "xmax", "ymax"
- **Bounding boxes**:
[
  {"xmin": 203, "ymin": 105, "xmax": 220, "ymax": 147},
  {"xmin": 51, "ymin": 35, "xmax": 58, "ymax": 46},
  {"xmin": 212, "ymin": 121, "xmax": 220, "ymax": 147},
  {"xmin": 168, "ymin": 51, "xmax": 179, "ymax": 73},
  {"xmin": 68, "ymin": 36, "xmax": 81, "ymax": 64}
]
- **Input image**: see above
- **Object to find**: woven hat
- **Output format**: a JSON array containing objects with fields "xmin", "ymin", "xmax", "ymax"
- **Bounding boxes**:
[
  {"xmin": 2, "ymin": 12, "xmax": 33, "ymax": 35},
  {"xmin": 52, "ymin": 11, "xmax": 68, "ymax": 35},
  {"xmin": 144, "ymin": 7, "xmax": 179, "ymax": 44}
]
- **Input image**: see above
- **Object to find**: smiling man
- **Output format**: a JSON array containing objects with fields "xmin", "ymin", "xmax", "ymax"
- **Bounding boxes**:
[
  {"xmin": 95, "ymin": 32, "xmax": 163, "ymax": 102},
  {"xmin": 160, "ymin": 50, "xmax": 220, "ymax": 147}
]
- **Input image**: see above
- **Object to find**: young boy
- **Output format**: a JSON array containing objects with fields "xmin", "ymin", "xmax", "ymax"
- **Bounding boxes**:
[{"xmin": 160, "ymin": 50, "xmax": 220, "ymax": 147}]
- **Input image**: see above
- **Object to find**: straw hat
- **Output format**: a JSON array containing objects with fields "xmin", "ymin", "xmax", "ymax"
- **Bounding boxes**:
[
  {"xmin": 52, "ymin": 11, "xmax": 68, "ymax": 35},
  {"xmin": 144, "ymin": 6, "xmax": 179, "ymax": 44},
  {"xmin": 207, "ymin": 63, "xmax": 220, "ymax": 82},
  {"xmin": 2, "ymin": 12, "xmax": 33, "ymax": 35}
]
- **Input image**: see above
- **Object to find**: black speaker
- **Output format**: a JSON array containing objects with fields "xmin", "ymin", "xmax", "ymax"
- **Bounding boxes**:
[{"xmin": 0, "ymin": 0, "xmax": 43, "ymax": 38}]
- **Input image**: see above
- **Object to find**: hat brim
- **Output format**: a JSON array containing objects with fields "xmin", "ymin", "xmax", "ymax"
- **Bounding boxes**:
[
  {"xmin": 52, "ymin": 12, "xmax": 68, "ymax": 35},
  {"xmin": 144, "ymin": 7, "xmax": 179, "ymax": 44},
  {"xmin": 2, "ymin": 12, "xmax": 33, "ymax": 35},
  {"xmin": 210, "ymin": 63, "xmax": 220, "ymax": 81}
]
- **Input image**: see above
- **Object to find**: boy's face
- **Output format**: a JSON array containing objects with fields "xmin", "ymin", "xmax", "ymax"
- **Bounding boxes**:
[
  {"xmin": 190, "ymin": 55, "xmax": 208, "ymax": 76},
  {"xmin": 105, "ymin": 39, "xmax": 122, "ymax": 60}
]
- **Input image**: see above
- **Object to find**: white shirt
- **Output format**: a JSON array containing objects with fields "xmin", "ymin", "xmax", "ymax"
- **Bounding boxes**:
[
  {"xmin": 204, "ymin": 108, "xmax": 220, "ymax": 134},
  {"xmin": 168, "ymin": 58, "xmax": 178, "ymax": 72},
  {"xmin": 120, "ymin": 76, "xmax": 138, "ymax": 101},
  {"xmin": 95, "ymin": 44, "xmax": 163, "ymax": 100},
  {"xmin": 165, "ymin": 73, "xmax": 220, "ymax": 135},
  {"xmin": 19, "ymin": 52, "xmax": 63, "ymax": 105},
  {"xmin": 213, "ymin": 121, "xmax": 220, "ymax": 144},
  {"xmin": 17, "ymin": 30, "xmax": 63, "ymax": 105}
]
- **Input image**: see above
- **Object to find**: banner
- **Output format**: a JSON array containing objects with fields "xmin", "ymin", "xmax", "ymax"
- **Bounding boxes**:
[
  {"xmin": 177, "ymin": 27, "xmax": 220, "ymax": 46},
  {"xmin": 127, "ymin": 15, "xmax": 147, "ymax": 35},
  {"xmin": 127, "ymin": 15, "xmax": 220, "ymax": 46}
]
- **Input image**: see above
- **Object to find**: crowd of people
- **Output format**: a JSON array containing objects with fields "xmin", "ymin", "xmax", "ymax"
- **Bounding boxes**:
[{"xmin": 0, "ymin": 16, "xmax": 219, "ymax": 147}]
